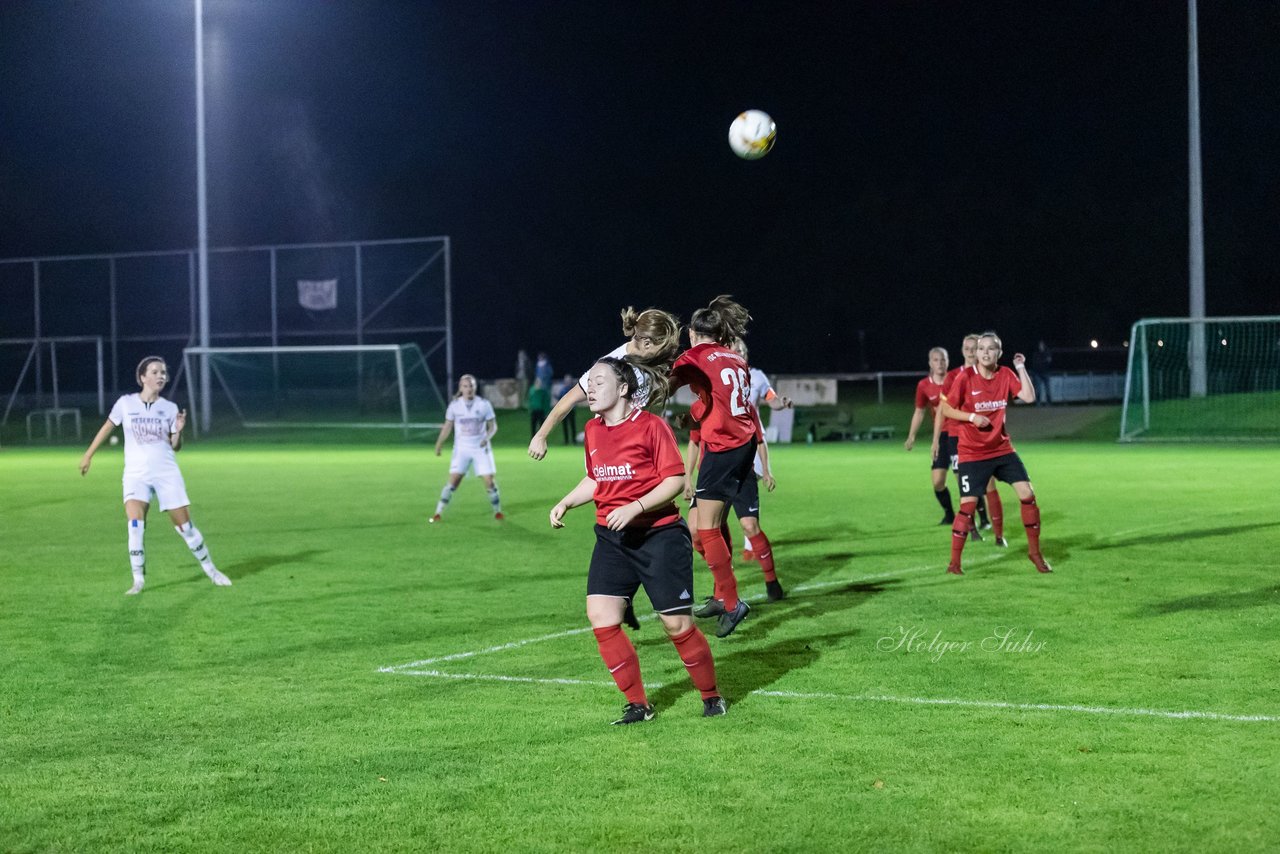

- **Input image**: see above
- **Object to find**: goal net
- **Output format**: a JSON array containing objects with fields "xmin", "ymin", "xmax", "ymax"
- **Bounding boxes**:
[
  {"xmin": 1120, "ymin": 316, "xmax": 1280, "ymax": 442},
  {"xmin": 182, "ymin": 345, "xmax": 447, "ymax": 438}
]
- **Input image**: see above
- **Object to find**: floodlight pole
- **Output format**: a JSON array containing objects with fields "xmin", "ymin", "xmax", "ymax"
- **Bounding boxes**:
[
  {"xmin": 195, "ymin": 0, "xmax": 212, "ymax": 429},
  {"xmin": 1188, "ymin": 0, "xmax": 1207, "ymax": 397}
]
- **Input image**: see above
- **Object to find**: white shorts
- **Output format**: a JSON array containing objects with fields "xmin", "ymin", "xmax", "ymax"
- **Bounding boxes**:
[
  {"xmin": 450, "ymin": 444, "xmax": 496, "ymax": 477},
  {"xmin": 123, "ymin": 471, "xmax": 191, "ymax": 511}
]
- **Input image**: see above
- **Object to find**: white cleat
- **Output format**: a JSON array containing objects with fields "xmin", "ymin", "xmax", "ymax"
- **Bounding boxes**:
[
  {"xmin": 126, "ymin": 580, "xmax": 144, "ymax": 595},
  {"xmin": 205, "ymin": 568, "xmax": 233, "ymax": 587}
]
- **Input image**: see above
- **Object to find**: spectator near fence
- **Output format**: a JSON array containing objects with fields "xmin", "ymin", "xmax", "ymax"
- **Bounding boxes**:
[
  {"xmin": 1029, "ymin": 340, "xmax": 1052, "ymax": 406},
  {"xmin": 527, "ymin": 378, "xmax": 551, "ymax": 438},
  {"xmin": 551, "ymin": 374, "xmax": 579, "ymax": 445}
]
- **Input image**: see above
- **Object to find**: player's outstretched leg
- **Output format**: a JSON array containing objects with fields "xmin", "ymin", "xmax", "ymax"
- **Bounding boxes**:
[
  {"xmin": 126, "ymin": 519, "xmax": 146, "ymax": 595},
  {"xmin": 176, "ymin": 520, "xmax": 231, "ymax": 586},
  {"xmin": 947, "ymin": 501, "xmax": 976, "ymax": 574},
  {"xmin": 748, "ymin": 531, "xmax": 784, "ymax": 601},
  {"xmin": 668, "ymin": 625, "xmax": 726, "ymax": 717}
]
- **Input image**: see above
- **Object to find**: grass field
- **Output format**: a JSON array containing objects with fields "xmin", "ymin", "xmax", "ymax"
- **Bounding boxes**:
[{"xmin": 3, "ymin": 427, "xmax": 1280, "ymax": 851}]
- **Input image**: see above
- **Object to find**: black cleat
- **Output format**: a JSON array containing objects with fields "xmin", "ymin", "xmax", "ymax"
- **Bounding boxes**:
[
  {"xmin": 611, "ymin": 702, "xmax": 655, "ymax": 725},
  {"xmin": 693, "ymin": 596, "xmax": 726, "ymax": 619},
  {"xmin": 622, "ymin": 601, "xmax": 640, "ymax": 631},
  {"xmin": 765, "ymin": 579, "xmax": 786, "ymax": 602},
  {"xmin": 994, "ymin": 536, "xmax": 1009, "ymax": 548},
  {"xmin": 939, "ymin": 514, "xmax": 956, "ymax": 526},
  {"xmin": 703, "ymin": 696, "xmax": 728, "ymax": 717},
  {"xmin": 716, "ymin": 600, "xmax": 751, "ymax": 638},
  {"xmin": 968, "ymin": 526, "xmax": 983, "ymax": 542}
]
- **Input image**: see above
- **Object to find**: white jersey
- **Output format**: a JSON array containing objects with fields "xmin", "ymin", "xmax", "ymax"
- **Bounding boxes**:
[
  {"xmin": 747, "ymin": 367, "xmax": 773, "ymax": 408},
  {"xmin": 445, "ymin": 396, "xmax": 496, "ymax": 449},
  {"xmin": 578, "ymin": 344, "xmax": 651, "ymax": 408},
  {"xmin": 109, "ymin": 394, "xmax": 181, "ymax": 478}
]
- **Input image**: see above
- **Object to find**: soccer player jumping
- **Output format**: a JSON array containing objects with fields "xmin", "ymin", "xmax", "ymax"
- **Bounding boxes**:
[{"xmin": 938, "ymin": 332, "xmax": 1052, "ymax": 575}]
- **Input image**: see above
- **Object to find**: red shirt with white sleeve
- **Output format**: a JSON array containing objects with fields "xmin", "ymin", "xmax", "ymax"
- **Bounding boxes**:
[
  {"xmin": 948, "ymin": 366, "xmax": 1022, "ymax": 462},
  {"xmin": 584, "ymin": 408, "xmax": 686, "ymax": 528},
  {"xmin": 671, "ymin": 343, "xmax": 756, "ymax": 452}
]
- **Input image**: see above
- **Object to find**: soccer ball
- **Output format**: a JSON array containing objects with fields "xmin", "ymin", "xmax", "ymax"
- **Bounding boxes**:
[{"xmin": 728, "ymin": 110, "xmax": 776, "ymax": 160}]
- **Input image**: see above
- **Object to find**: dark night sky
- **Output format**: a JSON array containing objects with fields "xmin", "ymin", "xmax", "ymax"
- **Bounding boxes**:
[{"xmin": 2, "ymin": 1, "xmax": 1277, "ymax": 378}]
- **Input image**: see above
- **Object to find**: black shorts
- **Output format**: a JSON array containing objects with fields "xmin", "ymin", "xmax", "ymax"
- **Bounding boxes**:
[
  {"xmin": 932, "ymin": 432, "xmax": 958, "ymax": 472},
  {"xmin": 587, "ymin": 520, "xmax": 695, "ymax": 614},
  {"xmin": 956, "ymin": 452, "xmax": 1030, "ymax": 498},
  {"xmin": 731, "ymin": 473, "xmax": 761, "ymax": 520},
  {"xmin": 695, "ymin": 438, "xmax": 757, "ymax": 502}
]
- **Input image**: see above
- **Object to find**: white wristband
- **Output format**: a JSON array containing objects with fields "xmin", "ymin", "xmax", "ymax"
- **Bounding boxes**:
[{"xmin": 968, "ymin": 413, "xmax": 976, "ymax": 423}]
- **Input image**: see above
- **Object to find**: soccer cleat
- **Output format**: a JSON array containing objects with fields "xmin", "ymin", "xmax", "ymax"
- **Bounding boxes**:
[
  {"xmin": 981, "ymin": 520, "xmax": 993, "ymax": 531},
  {"xmin": 703, "ymin": 696, "xmax": 728, "ymax": 717},
  {"xmin": 611, "ymin": 702, "xmax": 655, "ymax": 725},
  {"xmin": 125, "ymin": 580, "xmax": 144, "ymax": 595},
  {"xmin": 939, "ymin": 514, "xmax": 955, "ymax": 526},
  {"xmin": 494, "ymin": 512, "xmax": 505, "ymax": 521},
  {"xmin": 946, "ymin": 564, "xmax": 964, "ymax": 575},
  {"xmin": 716, "ymin": 600, "xmax": 751, "ymax": 638},
  {"xmin": 429, "ymin": 514, "xmax": 442, "ymax": 524},
  {"xmin": 968, "ymin": 526, "xmax": 983, "ymax": 542},
  {"xmin": 1029, "ymin": 553, "xmax": 1053, "ymax": 574},
  {"xmin": 205, "ymin": 568, "xmax": 233, "ymax": 586},
  {"xmin": 740, "ymin": 550, "xmax": 756, "ymax": 563},
  {"xmin": 692, "ymin": 597, "xmax": 726, "ymax": 619},
  {"xmin": 994, "ymin": 536, "xmax": 1009, "ymax": 548},
  {"xmin": 765, "ymin": 579, "xmax": 786, "ymax": 602},
  {"xmin": 622, "ymin": 601, "xmax": 640, "ymax": 631}
]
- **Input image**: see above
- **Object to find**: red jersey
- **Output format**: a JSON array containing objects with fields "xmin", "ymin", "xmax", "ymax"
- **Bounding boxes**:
[
  {"xmin": 914, "ymin": 375, "xmax": 946, "ymax": 417},
  {"xmin": 583, "ymin": 408, "xmax": 685, "ymax": 528},
  {"xmin": 938, "ymin": 365, "xmax": 975, "ymax": 437},
  {"xmin": 948, "ymin": 366, "xmax": 1022, "ymax": 462},
  {"xmin": 671, "ymin": 343, "xmax": 756, "ymax": 452},
  {"xmin": 687, "ymin": 403, "xmax": 762, "ymax": 470}
]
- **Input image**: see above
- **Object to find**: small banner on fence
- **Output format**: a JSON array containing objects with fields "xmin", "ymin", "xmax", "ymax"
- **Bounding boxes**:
[{"xmin": 297, "ymin": 279, "xmax": 338, "ymax": 310}]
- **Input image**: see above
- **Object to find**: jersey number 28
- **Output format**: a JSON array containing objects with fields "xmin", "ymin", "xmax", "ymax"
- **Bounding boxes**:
[{"xmin": 720, "ymin": 367, "xmax": 751, "ymax": 416}]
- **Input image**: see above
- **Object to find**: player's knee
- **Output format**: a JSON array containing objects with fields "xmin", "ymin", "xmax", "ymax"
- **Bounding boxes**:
[{"xmin": 740, "ymin": 518, "xmax": 760, "ymax": 537}]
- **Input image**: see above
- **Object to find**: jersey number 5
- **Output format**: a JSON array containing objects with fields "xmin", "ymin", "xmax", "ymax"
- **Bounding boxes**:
[{"xmin": 720, "ymin": 367, "xmax": 750, "ymax": 416}]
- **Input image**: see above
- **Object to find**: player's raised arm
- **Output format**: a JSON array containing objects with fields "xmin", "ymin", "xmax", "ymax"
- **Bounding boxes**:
[{"xmin": 1012, "ymin": 353, "xmax": 1035, "ymax": 404}]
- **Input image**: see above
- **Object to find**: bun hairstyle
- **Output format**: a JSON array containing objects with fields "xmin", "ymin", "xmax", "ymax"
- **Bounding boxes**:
[
  {"xmin": 593, "ymin": 355, "xmax": 671, "ymax": 412},
  {"xmin": 620, "ymin": 306, "xmax": 682, "ymax": 363},
  {"xmin": 690, "ymin": 295, "xmax": 750, "ymax": 346},
  {"xmin": 135, "ymin": 355, "xmax": 166, "ymax": 386}
]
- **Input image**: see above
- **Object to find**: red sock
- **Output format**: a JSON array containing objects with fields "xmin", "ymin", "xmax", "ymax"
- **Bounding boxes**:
[
  {"xmin": 747, "ymin": 532, "xmax": 776, "ymax": 582},
  {"xmin": 1020, "ymin": 497, "xmax": 1042, "ymax": 555},
  {"xmin": 692, "ymin": 534, "xmax": 707, "ymax": 560},
  {"xmin": 593, "ymin": 625, "xmax": 646, "ymax": 705},
  {"xmin": 986, "ymin": 489, "xmax": 1004, "ymax": 539},
  {"xmin": 720, "ymin": 519, "xmax": 733, "ymax": 551},
  {"xmin": 950, "ymin": 504, "xmax": 975, "ymax": 567},
  {"xmin": 670, "ymin": 626, "xmax": 719, "ymax": 699},
  {"xmin": 698, "ymin": 527, "xmax": 739, "ymax": 610}
]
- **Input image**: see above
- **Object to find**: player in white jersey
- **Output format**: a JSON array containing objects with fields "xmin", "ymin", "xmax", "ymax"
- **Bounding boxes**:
[
  {"xmin": 431, "ymin": 374, "xmax": 503, "ymax": 522},
  {"xmin": 79, "ymin": 356, "xmax": 231, "ymax": 595},
  {"xmin": 731, "ymin": 339, "xmax": 792, "ymax": 565},
  {"xmin": 527, "ymin": 306, "xmax": 682, "ymax": 461}
]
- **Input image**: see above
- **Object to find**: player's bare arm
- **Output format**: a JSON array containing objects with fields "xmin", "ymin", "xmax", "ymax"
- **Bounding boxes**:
[
  {"xmin": 170, "ymin": 409, "xmax": 186, "ymax": 451},
  {"xmin": 682, "ymin": 439, "xmax": 699, "ymax": 502},
  {"xmin": 529, "ymin": 384, "xmax": 586, "ymax": 460},
  {"xmin": 941, "ymin": 400, "xmax": 989, "ymax": 430},
  {"xmin": 79, "ymin": 419, "xmax": 116, "ymax": 475},
  {"xmin": 550, "ymin": 476, "xmax": 596, "ymax": 528},
  {"xmin": 1012, "ymin": 353, "xmax": 1036, "ymax": 404},
  {"xmin": 905, "ymin": 406, "xmax": 926, "ymax": 451},
  {"xmin": 604, "ymin": 474, "xmax": 685, "ymax": 532},
  {"xmin": 434, "ymin": 421, "xmax": 454, "ymax": 455}
]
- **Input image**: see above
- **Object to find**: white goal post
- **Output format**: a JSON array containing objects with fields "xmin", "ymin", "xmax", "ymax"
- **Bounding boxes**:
[
  {"xmin": 182, "ymin": 344, "xmax": 447, "ymax": 439},
  {"xmin": 1119, "ymin": 316, "xmax": 1280, "ymax": 442}
]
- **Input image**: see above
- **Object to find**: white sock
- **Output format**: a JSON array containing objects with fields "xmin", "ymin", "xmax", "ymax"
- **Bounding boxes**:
[
  {"xmin": 175, "ymin": 520, "xmax": 217, "ymax": 573},
  {"xmin": 743, "ymin": 534, "xmax": 752, "ymax": 553},
  {"xmin": 487, "ymin": 485, "xmax": 502, "ymax": 513},
  {"xmin": 435, "ymin": 485, "xmax": 455, "ymax": 516},
  {"xmin": 128, "ymin": 519, "xmax": 146, "ymax": 584}
]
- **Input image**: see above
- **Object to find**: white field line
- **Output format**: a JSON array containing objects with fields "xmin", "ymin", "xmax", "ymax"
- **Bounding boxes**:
[
  {"xmin": 378, "ymin": 552, "xmax": 1006, "ymax": 674},
  {"xmin": 386, "ymin": 671, "xmax": 1278, "ymax": 724}
]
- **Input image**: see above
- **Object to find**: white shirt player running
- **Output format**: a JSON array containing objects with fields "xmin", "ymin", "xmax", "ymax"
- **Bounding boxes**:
[
  {"xmin": 108, "ymin": 393, "xmax": 190, "ymax": 510},
  {"xmin": 745, "ymin": 367, "xmax": 774, "ymax": 477},
  {"xmin": 579, "ymin": 344, "xmax": 651, "ymax": 408},
  {"xmin": 445, "ymin": 395, "xmax": 498, "ymax": 476}
]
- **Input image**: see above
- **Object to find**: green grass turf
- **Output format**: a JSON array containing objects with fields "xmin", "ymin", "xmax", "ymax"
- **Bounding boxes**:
[{"xmin": 3, "ymin": 434, "xmax": 1280, "ymax": 851}]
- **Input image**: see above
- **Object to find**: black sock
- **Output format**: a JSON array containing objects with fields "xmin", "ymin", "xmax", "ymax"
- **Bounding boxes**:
[
  {"xmin": 935, "ymin": 487, "xmax": 954, "ymax": 516},
  {"xmin": 976, "ymin": 494, "xmax": 989, "ymax": 524}
]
